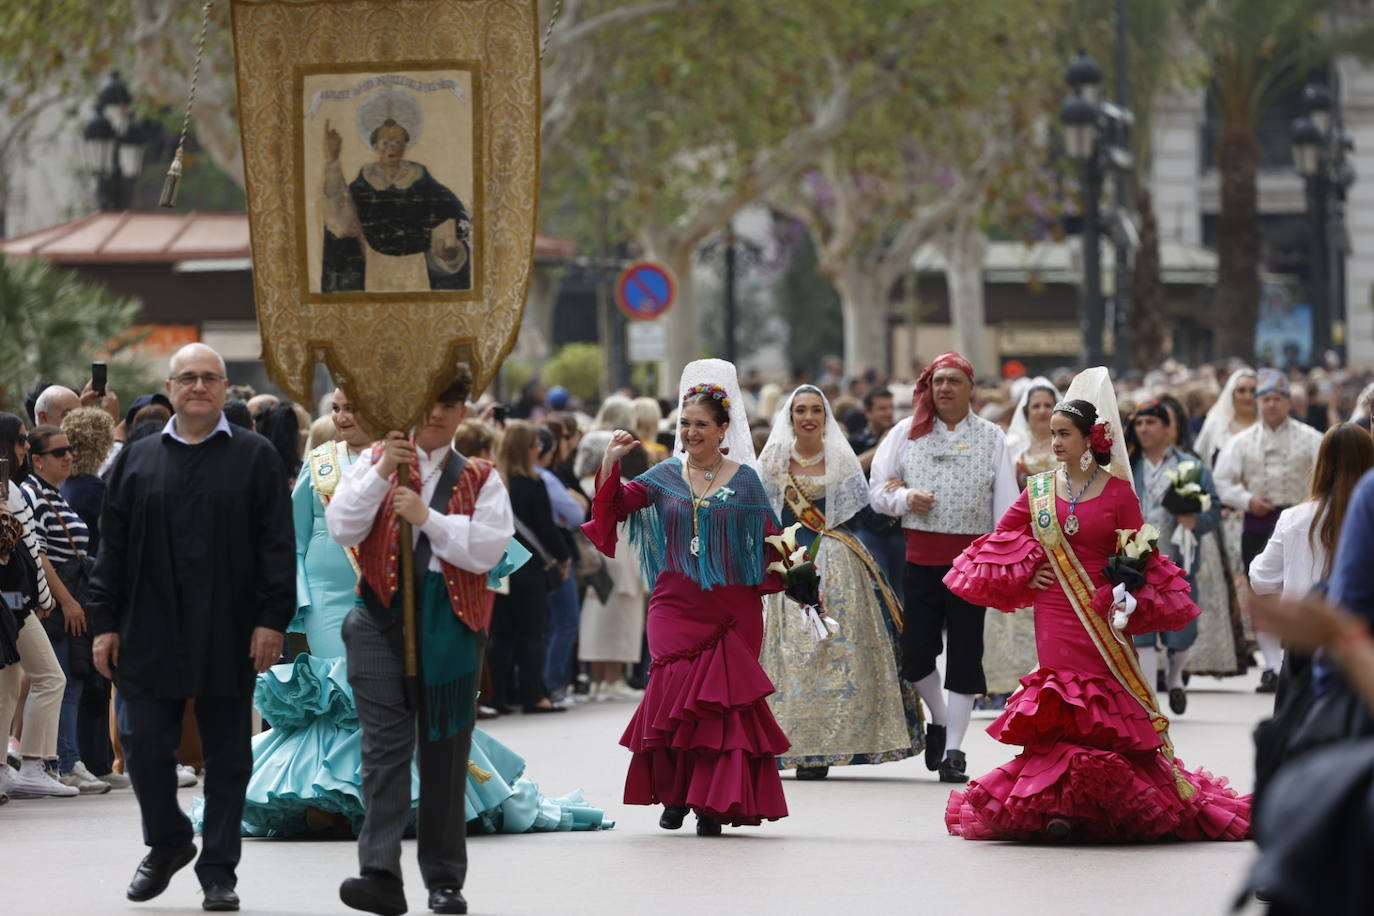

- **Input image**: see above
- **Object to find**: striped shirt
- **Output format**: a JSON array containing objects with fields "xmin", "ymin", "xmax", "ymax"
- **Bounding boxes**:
[
  {"xmin": 21, "ymin": 476, "xmax": 90, "ymax": 563},
  {"xmin": 6, "ymin": 484, "xmax": 52, "ymax": 609}
]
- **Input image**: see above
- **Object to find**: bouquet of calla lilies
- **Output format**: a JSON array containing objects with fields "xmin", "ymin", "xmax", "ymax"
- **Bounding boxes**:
[
  {"xmin": 1103, "ymin": 525, "xmax": 1160, "ymax": 629},
  {"xmin": 1162, "ymin": 460, "xmax": 1212, "ymax": 516},
  {"xmin": 766, "ymin": 523, "xmax": 836, "ymax": 643}
]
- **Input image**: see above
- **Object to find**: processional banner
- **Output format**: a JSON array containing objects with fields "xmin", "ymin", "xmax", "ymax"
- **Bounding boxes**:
[{"xmin": 230, "ymin": 0, "xmax": 539, "ymax": 430}]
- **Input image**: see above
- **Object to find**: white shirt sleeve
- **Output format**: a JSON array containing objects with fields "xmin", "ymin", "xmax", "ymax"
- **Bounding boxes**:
[
  {"xmin": 418, "ymin": 471, "xmax": 515, "ymax": 574},
  {"xmin": 1212, "ymin": 436, "xmax": 1252, "ymax": 512},
  {"xmin": 868, "ymin": 418, "xmax": 913, "ymax": 517},
  {"xmin": 325, "ymin": 456, "xmax": 391, "ymax": 548},
  {"xmin": 990, "ymin": 432, "xmax": 1019, "ymax": 519},
  {"xmin": 1247, "ymin": 507, "xmax": 1289, "ymax": 595}
]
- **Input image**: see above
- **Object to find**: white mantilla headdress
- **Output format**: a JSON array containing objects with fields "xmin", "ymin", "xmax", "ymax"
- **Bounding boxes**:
[
  {"xmin": 756, "ymin": 385, "xmax": 868, "ymax": 529},
  {"xmin": 1005, "ymin": 376, "xmax": 1061, "ymax": 458},
  {"xmin": 1060, "ymin": 366, "xmax": 1133, "ymax": 492},
  {"xmin": 1194, "ymin": 366, "xmax": 1256, "ymax": 467},
  {"xmin": 673, "ymin": 358, "xmax": 757, "ymax": 468}
]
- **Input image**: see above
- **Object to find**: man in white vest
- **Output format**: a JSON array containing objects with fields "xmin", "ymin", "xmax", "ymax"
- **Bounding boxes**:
[{"xmin": 870, "ymin": 352, "xmax": 1018, "ymax": 783}]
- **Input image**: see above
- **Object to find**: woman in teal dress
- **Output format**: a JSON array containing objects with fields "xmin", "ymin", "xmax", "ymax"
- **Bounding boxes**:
[
  {"xmin": 193, "ymin": 389, "xmax": 610, "ymax": 836},
  {"xmin": 757, "ymin": 386, "xmax": 923, "ymax": 779}
]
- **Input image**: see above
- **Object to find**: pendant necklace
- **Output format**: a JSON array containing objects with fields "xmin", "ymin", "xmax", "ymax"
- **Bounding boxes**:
[
  {"xmin": 1062, "ymin": 464, "xmax": 1098, "ymax": 537},
  {"xmin": 686, "ymin": 456, "xmax": 723, "ymax": 556},
  {"xmin": 790, "ymin": 445, "xmax": 824, "ymax": 468}
]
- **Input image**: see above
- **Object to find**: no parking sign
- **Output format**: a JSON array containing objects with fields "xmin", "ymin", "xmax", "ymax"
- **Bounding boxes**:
[{"xmin": 615, "ymin": 261, "xmax": 676, "ymax": 320}]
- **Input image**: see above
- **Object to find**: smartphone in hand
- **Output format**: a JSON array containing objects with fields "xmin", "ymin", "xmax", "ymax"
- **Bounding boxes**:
[{"xmin": 92, "ymin": 361, "xmax": 108, "ymax": 397}]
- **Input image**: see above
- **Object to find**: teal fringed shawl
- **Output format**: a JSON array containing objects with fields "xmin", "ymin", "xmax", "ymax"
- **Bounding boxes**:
[{"xmin": 627, "ymin": 459, "xmax": 780, "ymax": 591}]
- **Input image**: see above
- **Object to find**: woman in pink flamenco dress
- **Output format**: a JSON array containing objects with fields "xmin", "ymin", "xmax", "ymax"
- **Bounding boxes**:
[
  {"xmin": 942, "ymin": 369, "xmax": 1251, "ymax": 843},
  {"xmin": 581, "ymin": 359, "xmax": 792, "ymax": 837}
]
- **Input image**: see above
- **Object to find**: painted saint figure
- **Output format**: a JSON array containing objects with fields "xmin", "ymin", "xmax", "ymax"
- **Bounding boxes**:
[{"xmin": 321, "ymin": 109, "xmax": 472, "ymax": 293}]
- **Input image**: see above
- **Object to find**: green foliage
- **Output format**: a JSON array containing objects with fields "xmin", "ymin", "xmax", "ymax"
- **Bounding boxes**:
[
  {"xmin": 499, "ymin": 357, "xmax": 535, "ymax": 401},
  {"xmin": 776, "ymin": 225, "xmax": 843, "ymax": 377},
  {"xmin": 542, "ymin": 342, "xmax": 604, "ymax": 402},
  {"xmin": 0, "ymin": 256, "xmax": 150, "ymax": 413}
]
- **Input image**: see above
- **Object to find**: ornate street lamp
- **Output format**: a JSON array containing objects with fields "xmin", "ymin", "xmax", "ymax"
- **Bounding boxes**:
[{"xmin": 80, "ymin": 72, "xmax": 150, "ymax": 211}]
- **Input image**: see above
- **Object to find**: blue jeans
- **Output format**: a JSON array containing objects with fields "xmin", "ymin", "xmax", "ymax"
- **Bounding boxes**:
[
  {"xmin": 543, "ymin": 574, "xmax": 580, "ymax": 694},
  {"xmin": 52, "ymin": 636, "xmax": 84, "ymax": 772}
]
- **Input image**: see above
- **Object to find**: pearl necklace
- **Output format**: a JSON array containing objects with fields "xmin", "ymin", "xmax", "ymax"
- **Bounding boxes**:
[{"xmin": 790, "ymin": 446, "xmax": 824, "ymax": 468}]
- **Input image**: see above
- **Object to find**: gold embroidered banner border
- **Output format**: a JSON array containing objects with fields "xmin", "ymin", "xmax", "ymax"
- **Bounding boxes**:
[{"xmin": 231, "ymin": 0, "xmax": 539, "ymax": 432}]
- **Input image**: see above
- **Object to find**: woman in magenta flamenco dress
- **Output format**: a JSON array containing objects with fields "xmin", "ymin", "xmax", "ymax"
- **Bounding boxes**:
[
  {"xmin": 581, "ymin": 359, "xmax": 791, "ymax": 837},
  {"xmin": 942, "ymin": 369, "xmax": 1251, "ymax": 843}
]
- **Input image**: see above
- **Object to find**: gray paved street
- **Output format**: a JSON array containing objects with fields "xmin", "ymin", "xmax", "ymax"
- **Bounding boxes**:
[{"xmin": 6, "ymin": 674, "xmax": 1270, "ymax": 916}]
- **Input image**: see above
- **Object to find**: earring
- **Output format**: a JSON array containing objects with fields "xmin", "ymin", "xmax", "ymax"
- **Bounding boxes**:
[
  {"xmin": 1079, "ymin": 450, "xmax": 1093, "ymax": 472},
  {"xmin": 720, "ymin": 445, "xmax": 730, "ymax": 455}
]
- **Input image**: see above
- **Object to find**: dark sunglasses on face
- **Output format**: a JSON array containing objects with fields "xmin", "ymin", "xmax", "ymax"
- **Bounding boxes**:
[{"xmin": 35, "ymin": 446, "xmax": 75, "ymax": 458}]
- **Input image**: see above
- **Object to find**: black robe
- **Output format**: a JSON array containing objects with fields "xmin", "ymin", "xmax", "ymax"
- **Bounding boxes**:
[{"xmin": 87, "ymin": 426, "xmax": 294, "ymax": 700}]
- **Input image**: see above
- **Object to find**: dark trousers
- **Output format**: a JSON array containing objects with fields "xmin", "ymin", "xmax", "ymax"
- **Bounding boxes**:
[
  {"xmin": 1242, "ymin": 530, "xmax": 1276, "ymax": 573},
  {"xmin": 343, "ymin": 606, "xmax": 475, "ymax": 890},
  {"xmin": 79, "ymin": 675, "xmax": 114, "ymax": 777},
  {"xmin": 902, "ymin": 563, "xmax": 987, "ymax": 694},
  {"xmin": 856, "ymin": 524, "xmax": 906, "ymax": 608},
  {"xmin": 488, "ymin": 564, "xmax": 549, "ymax": 709},
  {"xmin": 119, "ymin": 694, "xmax": 252, "ymax": 887}
]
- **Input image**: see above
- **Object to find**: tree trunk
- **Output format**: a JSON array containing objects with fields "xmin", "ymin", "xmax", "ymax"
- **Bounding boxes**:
[
  {"xmin": 639, "ymin": 231, "xmax": 698, "ymax": 397},
  {"xmin": 1212, "ymin": 126, "xmax": 1260, "ymax": 363},
  {"xmin": 1129, "ymin": 186, "xmax": 1167, "ymax": 369},
  {"xmin": 831, "ymin": 266, "xmax": 891, "ymax": 378},
  {"xmin": 944, "ymin": 217, "xmax": 993, "ymax": 377}
]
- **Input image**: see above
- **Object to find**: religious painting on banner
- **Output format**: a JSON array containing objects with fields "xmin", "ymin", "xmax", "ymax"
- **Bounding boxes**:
[{"xmin": 230, "ymin": 0, "xmax": 538, "ymax": 432}]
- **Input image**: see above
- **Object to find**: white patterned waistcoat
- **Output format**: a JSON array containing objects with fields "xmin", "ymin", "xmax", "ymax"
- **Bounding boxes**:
[
  {"xmin": 1231, "ymin": 419, "xmax": 1322, "ymax": 508},
  {"xmin": 901, "ymin": 414, "xmax": 1003, "ymax": 535}
]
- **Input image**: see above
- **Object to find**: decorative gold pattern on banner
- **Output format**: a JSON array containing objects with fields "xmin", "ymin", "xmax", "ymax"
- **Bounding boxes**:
[{"xmin": 231, "ymin": 0, "xmax": 539, "ymax": 432}]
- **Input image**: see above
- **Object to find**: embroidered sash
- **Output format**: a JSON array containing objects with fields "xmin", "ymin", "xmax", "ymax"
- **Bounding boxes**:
[
  {"xmin": 308, "ymin": 440, "xmax": 361, "ymax": 577},
  {"xmin": 1026, "ymin": 471, "xmax": 1194, "ymax": 800},
  {"xmin": 781, "ymin": 473, "xmax": 903, "ymax": 632}
]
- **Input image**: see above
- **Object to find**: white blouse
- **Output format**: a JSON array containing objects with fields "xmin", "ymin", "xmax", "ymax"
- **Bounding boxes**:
[{"xmin": 1248, "ymin": 501, "xmax": 1326, "ymax": 599}]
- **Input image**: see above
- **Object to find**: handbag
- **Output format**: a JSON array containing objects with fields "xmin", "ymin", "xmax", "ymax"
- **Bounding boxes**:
[{"xmin": 512, "ymin": 515, "xmax": 564, "ymax": 594}]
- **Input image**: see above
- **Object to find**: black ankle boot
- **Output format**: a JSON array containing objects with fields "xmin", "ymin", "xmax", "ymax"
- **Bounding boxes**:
[
  {"xmin": 659, "ymin": 805, "xmax": 689, "ymax": 830},
  {"xmin": 695, "ymin": 815, "xmax": 722, "ymax": 836}
]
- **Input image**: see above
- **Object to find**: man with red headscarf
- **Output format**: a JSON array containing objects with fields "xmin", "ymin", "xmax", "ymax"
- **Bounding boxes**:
[{"xmin": 869, "ymin": 352, "xmax": 1018, "ymax": 783}]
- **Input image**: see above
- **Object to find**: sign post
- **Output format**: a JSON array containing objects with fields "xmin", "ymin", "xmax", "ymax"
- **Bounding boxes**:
[{"xmin": 615, "ymin": 261, "xmax": 676, "ymax": 395}]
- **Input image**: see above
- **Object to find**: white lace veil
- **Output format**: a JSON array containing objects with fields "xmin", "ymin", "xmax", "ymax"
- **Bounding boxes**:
[
  {"xmin": 1061, "ymin": 366, "xmax": 1134, "ymax": 491},
  {"xmin": 1194, "ymin": 366, "xmax": 1256, "ymax": 467},
  {"xmin": 673, "ymin": 358, "xmax": 758, "ymax": 468},
  {"xmin": 756, "ymin": 385, "xmax": 869, "ymax": 529},
  {"xmin": 1005, "ymin": 376, "xmax": 1060, "ymax": 459}
]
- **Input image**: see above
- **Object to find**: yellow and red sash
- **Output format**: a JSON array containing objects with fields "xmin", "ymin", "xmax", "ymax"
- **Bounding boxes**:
[
  {"xmin": 308, "ymin": 440, "xmax": 361, "ymax": 577},
  {"xmin": 1027, "ymin": 471, "xmax": 1194, "ymax": 800},
  {"xmin": 782, "ymin": 472, "xmax": 903, "ymax": 632}
]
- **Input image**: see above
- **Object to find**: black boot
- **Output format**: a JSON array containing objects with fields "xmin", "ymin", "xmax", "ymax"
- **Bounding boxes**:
[
  {"xmin": 795, "ymin": 765, "xmax": 830, "ymax": 780},
  {"xmin": 695, "ymin": 815, "xmax": 722, "ymax": 836},
  {"xmin": 924, "ymin": 723, "xmax": 947, "ymax": 771},
  {"xmin": 938, "ymin": 749, "xmax": 969, "ymax": 784},
  {"xmin": 659, "ymin": 805, "xmax": 689, "ymax": 830}
]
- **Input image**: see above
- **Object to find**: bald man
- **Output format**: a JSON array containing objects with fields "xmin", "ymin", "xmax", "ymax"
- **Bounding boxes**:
[{"xmin": 89, "ymin": 343, "xmax": 295, "ymax": 911}]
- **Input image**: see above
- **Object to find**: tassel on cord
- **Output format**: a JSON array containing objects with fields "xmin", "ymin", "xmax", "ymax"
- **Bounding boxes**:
[{"xmin": 161, "ymin": 1, "xmax": 214, "ymax": 208}]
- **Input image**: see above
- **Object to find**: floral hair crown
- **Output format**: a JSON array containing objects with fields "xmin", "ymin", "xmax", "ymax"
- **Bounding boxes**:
[
  {"xmin": 683, "ymin": 382, "xmax": 732, "ymax": 410},
  {"xmin": 1087, "ymin": 421, "xmax": 1114, "ymax": 454}
]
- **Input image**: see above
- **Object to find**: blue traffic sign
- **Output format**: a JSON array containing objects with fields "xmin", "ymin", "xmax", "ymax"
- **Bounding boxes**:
[{"xmin": 615, "ymin": 261, "xmax": 676, "ymax": 320}]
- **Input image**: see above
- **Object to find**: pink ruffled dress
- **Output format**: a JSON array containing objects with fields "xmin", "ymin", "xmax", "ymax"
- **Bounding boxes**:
[
  {"xmin": 582, "ymin": 459, "xmax": 790, "ymax": 826},
  {"xmin": 942, "ymin": 475, "xmax": 1251, "ymax": 842}
]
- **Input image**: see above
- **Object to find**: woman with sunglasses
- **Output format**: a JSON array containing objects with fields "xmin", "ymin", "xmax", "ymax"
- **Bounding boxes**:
[
  {"xmin": 20, "ymin": 426, "xmax": 108, "ymax": 794},
  {"xmin": 0, "ymin": 414, "xmax": 74, "ymax": 799}
]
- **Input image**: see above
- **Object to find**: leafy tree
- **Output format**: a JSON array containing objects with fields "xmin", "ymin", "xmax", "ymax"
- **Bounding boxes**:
[
  {"xmin": 542, "ymin": 342, "xmax": 604, "ymax": 402},
  {"xmin": 0, "ymin": 255, "xmax": 159, "ymax": 413}
]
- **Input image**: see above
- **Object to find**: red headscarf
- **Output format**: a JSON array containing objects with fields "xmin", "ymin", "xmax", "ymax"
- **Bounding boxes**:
[{"xmin": 909, "ymin": 351, "xmax": 975, "ymax": 440}]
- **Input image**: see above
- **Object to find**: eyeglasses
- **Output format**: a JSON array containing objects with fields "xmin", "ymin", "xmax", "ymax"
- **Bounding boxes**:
[
  {"xmin": 35, "ymin": 446, "xmax": 75, "ymax": 458},
  {"xmin": 168, "ymin": 372, "xmax": 227, "ymax": 388}
]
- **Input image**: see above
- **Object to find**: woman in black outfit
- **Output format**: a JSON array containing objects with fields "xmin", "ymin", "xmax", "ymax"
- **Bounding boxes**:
[{"xmin": 489, "ymin": 420, "xmax": 570, "ymax": 713}]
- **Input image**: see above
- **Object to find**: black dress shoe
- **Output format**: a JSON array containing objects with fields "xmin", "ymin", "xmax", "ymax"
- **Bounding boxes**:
[
  {"xmin": 428, "ymin": 886, "xmax": 467, "ymax": 914},
  {"xmin": 340, "ymin": 874, "xmax": 408, "ymax": 916},
  {"xmin": 938, "ymin": 750, "xmax": 969, "ymax": 784},
  {"xmin": 1256, "ymin": 669, "xmax": 1278, "ymax": 694},
  {"xmin": 924, "ymin": 723, "xmax": 947, "ymax": 771},
  {"xmin": 795, "ymin": 765, "xmax": 830, "ymax": 780},
  {"xmin": 695, "ymin": 815, "xmax": 722, "ymax": 836},
  {"xmin": 659, "ymin": 804, "xmax": 689, "ymax": 829},
  {"xmin": 1045, "ymin": 817, "xmax": 1072, "ymax": 842},
  {"xmin": 127, "ymin": 843, "xmax": 197, "ymax": 902},
  {"xmin": 202, "ymin": 884, "xmax": 240, "ymax": 911},
  {"xmin": 1168, "ymin": 687, "xmax": 1187, "ymax": 715}
]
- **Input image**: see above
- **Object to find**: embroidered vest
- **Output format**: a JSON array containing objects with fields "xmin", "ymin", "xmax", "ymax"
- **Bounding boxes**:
[
  {"xmin": 357, "ymin": 445, "xmax": 495, "ymax": 633},
  {"xmin": 901, "ymin": 414, "xmax": 1002, "ymax": 535},
  {"xmin": 1232, "ymin": 420, "xmax": 1320, "ymax": 509}
]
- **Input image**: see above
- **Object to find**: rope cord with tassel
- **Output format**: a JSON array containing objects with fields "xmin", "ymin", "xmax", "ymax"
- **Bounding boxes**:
[{"xmin": 159, "ymin": 0, "xmax": 214, "ymax": 208}]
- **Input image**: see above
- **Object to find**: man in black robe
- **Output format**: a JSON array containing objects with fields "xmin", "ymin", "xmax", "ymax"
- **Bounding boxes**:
[{"xmin": 90, "ymin": 343, "xmax": 294, "ymax": 912}]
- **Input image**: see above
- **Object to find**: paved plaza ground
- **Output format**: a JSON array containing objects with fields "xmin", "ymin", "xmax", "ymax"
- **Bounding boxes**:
[{"xmin": 6, "ymin": 673, "xmax": 1271, "ymax": 915}]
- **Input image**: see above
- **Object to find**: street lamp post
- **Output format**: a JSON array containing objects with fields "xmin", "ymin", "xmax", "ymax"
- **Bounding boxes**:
[
  {"xmin": 1060, "ymin": 51, "xmax": 1134, "ymax": 372},
  {"xmin": 80, "ymin": 72, "xmax": 150, "ymax": 212},
  {"xmin": 1290, "ymin": 79, "xmax": 1357, "ymax": 364}
]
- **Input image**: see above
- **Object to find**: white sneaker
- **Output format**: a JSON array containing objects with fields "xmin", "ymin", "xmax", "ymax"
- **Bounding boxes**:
[
  {"xmin": 590, "ymin": 681, "xmax": 609, "ymax": 702},
  {"xmin": 97, "ymin": 769, "xmax": 132, "ymax": 789},
  {"xmin": 59, "ymin": 761, "xmax": 112, "ymax": 795},
  {"xmin": 8, "ymin": 759, "xmax": 79, "ymax": 798},
  {"xmin": 176, "ymin": 764, "xmax": 199, "ymax": 788},
  {"xmin": 5, "ymin": 736, "xmax": 19, "ymax": 771},
  {"xmin": 605, "ymin": 680, "xmax": 645, "ymax": 700},
  {"xmin": 0, "ymin": 762, "xmax": 13, "ymax": 802}
]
